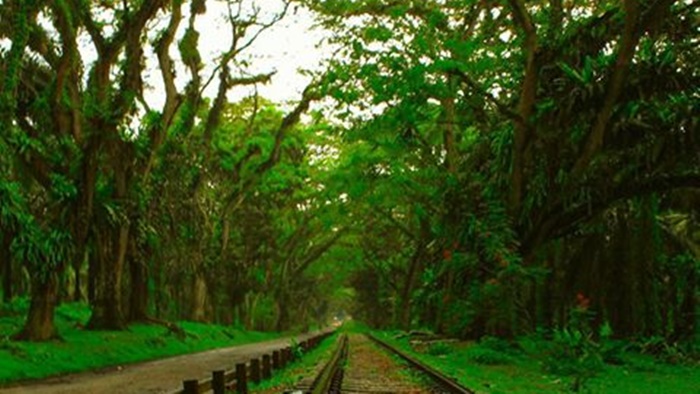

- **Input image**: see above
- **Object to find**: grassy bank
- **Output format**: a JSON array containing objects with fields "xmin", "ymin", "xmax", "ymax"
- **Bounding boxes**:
[
  {"xmin": 0, "ymin": 300, "xmax": 280, "ymax": 384},
  {"xmin": 250, "ymin": 332, "xmax": 339, "ymax": 393},
  {"xmin": 373, "ymin": 331, "xmax": 700, "ymax": 394}
]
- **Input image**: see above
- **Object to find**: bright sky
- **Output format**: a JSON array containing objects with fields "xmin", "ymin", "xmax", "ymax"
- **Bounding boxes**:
[
  {"xmin": 0, "ymin": 2, "xmax": 332, "ymax": 111},
  {"xmin": 145, "ymin": 1, "xmax": 332, "ymax": 108}
]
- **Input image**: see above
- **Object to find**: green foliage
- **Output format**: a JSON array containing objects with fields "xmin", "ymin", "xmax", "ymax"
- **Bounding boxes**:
[
  {"xmin": 11, "ymin": 223, "xmax": 72, "ymax": 276},
  {"xmin": 634, "ymin": 336, "xmax": 692, "ymax": 365},
  {"xmin": 250, "ymin": 333, "xmax": 338, "ymax": 392},
  {"xmin": 463, "ymin": 337, "xmax": 519, "ymax": 365},
  {"xmin": 479, "ymin": 336, "xmax": 520, "ymax": 355},
  {"xmin": 0, "ymin": 181, "xmax": 29, "ymax": 229},
  {"xmin": 544, "ymin": 329, "xmax": 604, "ymax": 384},
  {"xmin": 542, "ymin": 308, "xmax": 605, "ymax": 392},
  {"xmin": 466, "ymin": 346, "xmax": 514, "ymax": 366},
  {"xmin": 290, "ymin": 338, "xmax": 304, "ymax": 359},
  {"xmin": 425, "ymin": 341, "xmax": 453, "ymax": 356},
  {"xmin": 0, "ymin": 298, "xmax": 31, "ymax": 318},
  {"xmin": 375, "ymin": 329, "xmax": 700, "ymax": 394},
  {"xmin": 178, "ymin": 27, "xmax": 202, "ymax": 68},
  {"xmin": 310, "ymin": 0, "xmax": 700, "ymax": 345}
]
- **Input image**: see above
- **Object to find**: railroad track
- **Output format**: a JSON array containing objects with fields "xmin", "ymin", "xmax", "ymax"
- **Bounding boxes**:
[{"xmin": 295, "ymin": 333, "xmax": 474, "ymax": 394}]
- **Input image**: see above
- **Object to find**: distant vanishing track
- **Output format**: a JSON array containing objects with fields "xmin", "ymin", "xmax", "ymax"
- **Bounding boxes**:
[{"xmin": 299, "ymin": 333, "xmax": 474, "ymax": 394}]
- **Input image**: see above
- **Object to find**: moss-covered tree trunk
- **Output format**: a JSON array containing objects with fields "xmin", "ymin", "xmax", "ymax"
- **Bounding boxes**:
[
  {"xmin": 72, "ymin": 260, "xmax": 83, "ymax": 302},
  {"xmin": 87, "ymin": 224, "xmax": 129, "ymax": 330},
  {"xmin": 276, "ymin": 295, "xmax": 290, "ymax": 332},
  {"xmin": 1, "ymin": 231, "xmax": 13, "ymax": 303},
  {"xmin": 637, "ymin": 197, "xmax": 661, "ymax": 336},
  {"xmin": 675, "ymin": 265, "xmax": 696, "ymax": 340},
  {"xmin": 189, "ymin": 273, "xmax": 208, "ymax": 322},
  {"xmin": 397, "ymin": 217, "xmax": 430, "ymax": 330},
  {"xmin": 128, "ymin": 256, "xmax": 149, "ymax": 322},
  {"xmin": 14, "ymin": 272, "xmax": 58, "ymax": 341}
]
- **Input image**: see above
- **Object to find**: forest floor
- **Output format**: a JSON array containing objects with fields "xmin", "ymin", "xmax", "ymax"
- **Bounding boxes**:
[
  {"xmin": 374, "ymin": 330, "xmax": 700, "ymax": 394},
  {"xmin": 0, "ymin": 300, "xmax": 324, "ymax": 393}
]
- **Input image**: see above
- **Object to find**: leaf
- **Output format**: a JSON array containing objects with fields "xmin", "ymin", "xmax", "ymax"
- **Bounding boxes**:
[{"xmin": 558, "ymin": 62, "xmax": 585, "ymax": 84}]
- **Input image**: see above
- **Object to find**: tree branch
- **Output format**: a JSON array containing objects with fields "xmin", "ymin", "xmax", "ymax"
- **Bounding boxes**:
[
  {"xmin": 150, "ymin": 0, "xmax": 183, "ymax": 158},
  {"xmin": 525, "ymin": 173, "xmax": 700, "ymax": 254},
  {"xmin": 570, "ymin": 0, "xmax": 642, "ymax": 177},
  {"xmin": 447, "ymin": 68, "xmax": 521, "ymax": 122},
  {"xmin": 256, "ymin": 80, "xmax": 323, "ymax": 174},
  {"xmin": 507, "ymin": 0, "xmax": 539, "ymax": 218},
  {"xmin": 293, "ymin": 227, "xmax": 347, "ymax": 275}
]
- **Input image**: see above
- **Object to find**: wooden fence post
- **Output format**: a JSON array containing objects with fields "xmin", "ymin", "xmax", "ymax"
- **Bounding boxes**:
[
  {"xmin": 280, "ymin": 347, "xmax": 288, "ymax": 367},
  {"xmin": 250, "ymin": 358, "xmax": 261, "ymax": 384},
  {"xmin": 235, "ymin": 363, "xmax": 248, "ymax": 394},
  {"xmin": 272, "ymin": 350, "xmax": 281, "ymax": 370},
  {"xmin": 212, "ymin": 370, "xmax": 225, "ymax": 394},
  {"xmin": 262, "ymin": 354, "xmax": 272, "ymax": 379},
  {"xmin": 183, "ymin": 379, "xmax": 199, "ymax": 394}
]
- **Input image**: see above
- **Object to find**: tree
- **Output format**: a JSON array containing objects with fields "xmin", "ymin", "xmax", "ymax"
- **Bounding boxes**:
[
  {"xmin": 305, "ymin": 0, "xmax": 699, "ymax": 337},
  {"xmin": 0, "ymin": 0, "xmax": 326, "ymax": 338}
]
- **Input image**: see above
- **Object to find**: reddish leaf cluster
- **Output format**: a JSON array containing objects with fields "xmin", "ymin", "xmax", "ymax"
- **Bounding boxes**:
[{"xmin": 576, "ymin": 292, "xmax": 590, "ymax": 310}]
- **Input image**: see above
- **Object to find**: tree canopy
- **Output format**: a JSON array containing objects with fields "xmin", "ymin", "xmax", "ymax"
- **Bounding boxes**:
[{"xmin": 0, "ymin": 0, "xmax": 698, "ymax": 345}]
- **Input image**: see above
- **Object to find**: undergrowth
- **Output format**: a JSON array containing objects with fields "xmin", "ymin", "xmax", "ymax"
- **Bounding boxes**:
[
  {"xmin": 249, "ymin": 332, "xmax": 338, "ymax": 392},
  {"xmin": 374, "ymin": 325, "xmax": 700, "ymax": 393}
]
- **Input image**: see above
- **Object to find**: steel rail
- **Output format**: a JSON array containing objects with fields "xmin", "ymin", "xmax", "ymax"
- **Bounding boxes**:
[
  {"xmin": 304, "ymin": 333, "xmax": 348, "ymax": 394},
  {"xmin": 366, "ymin": 333, "xmax": 475, "ymax": 394}
]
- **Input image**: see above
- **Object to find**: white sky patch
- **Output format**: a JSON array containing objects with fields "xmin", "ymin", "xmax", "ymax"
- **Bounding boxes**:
[
  {"xmin": 172, "ymin": 3, "xmax": 332, "ymax": 106},
  {"xmin": 0, "ymin": 37, "xmax": 11, "ymax": 51},
  {"xmin": 499, "ymin": 31, "xmax": 512, "ymax": 43},
  {"xmin": 53, "ymin": 2, "xmax": 335, "ymax": 111}
]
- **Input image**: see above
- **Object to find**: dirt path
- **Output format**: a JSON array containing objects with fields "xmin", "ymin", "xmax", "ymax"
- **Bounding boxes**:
[{"xmin": 0, "ymin": 330, "xmax": 329, "ymax": 394}]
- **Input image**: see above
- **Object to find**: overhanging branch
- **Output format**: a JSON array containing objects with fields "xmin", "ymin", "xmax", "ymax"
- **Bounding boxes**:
[{"xmin": 528, "ymin": 173, "xmax": 700, "ymax": 251}]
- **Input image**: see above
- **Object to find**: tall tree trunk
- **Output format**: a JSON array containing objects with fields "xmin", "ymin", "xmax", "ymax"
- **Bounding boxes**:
[
  {"xmin": 638, "ymin": 197, "xmax": 661, "ymax": 336},
  {"xmin": 71, "ymin": 247, "xmax": 87, "ymax": 302},
  {"xmin": 153, "ymin": 252, "xmax": 163, "ymax": 319},
  {"xmin": 128, "ymin": 240, "xmax": 149, "ymax": 322},
  {"xmin": 14, "ymin": 272, "xmax": 59, "ymax": 341},
  {"xmin": 1, "ymin": 258, "xmax": 11, "ymax": 304},
  {"xmin": 189, "ymin": 273, "xmax": 208, "ymax": 322},
  {"xmin": 675, "ymin": 266, "xmax": 696, "ymax": 340},
  {"xmin": 609, "ymin": 217, "xmax": 635, "ymax": 337},
  {"xmin": 73, "ymin": 261, "xmax": 82, "ymax": 302},
  {"xmin": 276, "ymin": 295, "xmax": 290, "ymax": 332},
  {"xmin": 88, "ymin": 254, "xmax": 96, "ymax": 304},
  {"xmin": 87, "ymin": 224, "xmax": 129, "ymax": 330},
  {"xmin": 1, "ymin": 231, "xmax": 13, "ymax": 303},
  {"xmin": 128, "ymin": 259, "xmax": 149, "ymax": 322},
  {"xmin": 436, "ymin": 90, "xmax": 459, "ymax": 334},
  {"xmin": 398, "ymin": 217, "xmax": 430, "ymax": 330}
]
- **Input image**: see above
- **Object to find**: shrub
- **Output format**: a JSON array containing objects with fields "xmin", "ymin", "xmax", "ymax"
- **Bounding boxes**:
[
  {"xmin": 480, "ymin": 336, "xmax": 520, "ymax": 355},
  {"xmin": 466, "ymin": 346, "xmax": 514, "ymax": 365},
  {"xmin": 542, "ymin": 302, "xmax": 604, "ymax": 392},
  {"xmin": 0, "ymin": 337, "xmax": 27, "ymax": 358},
  {"xmin": 0, "ymin": 298, "xmax": 29, "ymax": 317},
  {"xmin": 635, "ymin": 336, "xmax": 688, "ymax": 364},
  {"xmin": 290, "ymin": 338, "xmax": 304, "ymax": 360},
  {"xmin": 425, "ymin": 341, "xmax": 453, "ymax": 356}
]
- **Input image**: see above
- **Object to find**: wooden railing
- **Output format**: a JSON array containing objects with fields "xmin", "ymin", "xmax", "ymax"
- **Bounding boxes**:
[{"xmin": 169, "ymin": 330, "xmax": 335, "ymax": 394}]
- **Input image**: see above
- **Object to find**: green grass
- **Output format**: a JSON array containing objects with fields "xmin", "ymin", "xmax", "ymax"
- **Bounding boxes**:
[
  {"xmin": 0, "ymin": 300, "xmax": 280, "ymax": 384},
  {"xmin": 338, "ymin": 319, "xmax": 371, "ymax": 333},
  {"xmin": 373, "ymin": 331, "xmax": 700, "ymax": 393},
  {"xmin": 249, "ymin": 332, "xmax": 339, "ymax": 392}
]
